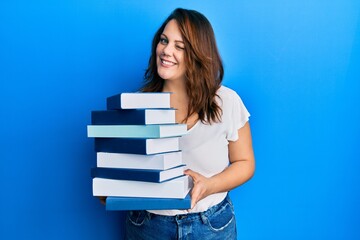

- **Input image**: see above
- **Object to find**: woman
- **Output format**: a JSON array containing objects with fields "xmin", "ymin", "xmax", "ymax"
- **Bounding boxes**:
[{"xmin": 125, "ymin": 8, "xmax": 255, "ymax": 240}]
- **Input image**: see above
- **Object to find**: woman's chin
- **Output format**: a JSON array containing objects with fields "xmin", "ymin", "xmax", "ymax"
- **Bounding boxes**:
[{"xmin": 158, "ymin": 72, "xmax": 171, "ymax": 80}]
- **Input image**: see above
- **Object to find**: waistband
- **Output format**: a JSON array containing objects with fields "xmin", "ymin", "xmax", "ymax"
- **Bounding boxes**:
[{"xmin": 145, "ymin": 194, "xmax": 232, "ymax": 223}]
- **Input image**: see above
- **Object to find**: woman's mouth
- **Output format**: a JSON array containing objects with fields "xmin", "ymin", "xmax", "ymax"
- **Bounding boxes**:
[{"xmin": 161, "ymin": 58, "xmax": 176, "ymax": 67}]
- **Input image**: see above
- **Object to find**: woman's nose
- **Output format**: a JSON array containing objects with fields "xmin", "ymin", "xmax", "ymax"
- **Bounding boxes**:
[{"xmin": 162, "ymin": 44, "xmax": 173, "ymax": 56}]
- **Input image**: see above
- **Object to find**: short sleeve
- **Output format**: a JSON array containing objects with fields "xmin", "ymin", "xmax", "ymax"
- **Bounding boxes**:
[{"xmin": 226, "ymin": 91, "xmax": 250, "ymax": 142}]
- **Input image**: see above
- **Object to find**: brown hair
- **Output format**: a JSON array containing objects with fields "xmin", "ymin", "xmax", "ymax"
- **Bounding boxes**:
[{"xmin": 141, "ymin": 8, "xmax": 223, "ymax": 124}]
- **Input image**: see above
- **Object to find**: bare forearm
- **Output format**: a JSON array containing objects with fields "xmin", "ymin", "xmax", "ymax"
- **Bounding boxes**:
[
  {"xmin": 185, "ymin": 123, "xmax": 255, "ymax": 208},
  {"xmin": 208, "ymin": 159, "xmax": 255, "ymax": 195},
  {"xmin": 184, "ymin": 159, "xmax": 255, "ymax": 208}
]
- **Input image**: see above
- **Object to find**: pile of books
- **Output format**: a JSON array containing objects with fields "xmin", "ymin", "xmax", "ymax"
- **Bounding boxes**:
[{"xmin": 87, "ymin": 92, "xmax": 192, "ymax": 210}]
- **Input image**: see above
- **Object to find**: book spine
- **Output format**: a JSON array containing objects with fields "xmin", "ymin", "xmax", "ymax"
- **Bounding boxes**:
[
  {"xmin": 107, "ymin": 92, "xmax": 171, "ymax": 109},
  {"xmin": 95, "ymin": 138, "xmax": 147, "ymax": 154},
  {"xmin": 106, "ymin": 94, "xmax": 121, "ymax": 110},
  {"xmin": 88, "ymin": 125, "xmax": 187, "ymax": 138},
  {"xmin": 92, "ymin": 176, "xmax": 190, "ymax": 198},
  {"xmin": 91, "ymin": 110, "xmax": 146, "ymax": 125},
  {"xmin": 105, "ymin": 194, "xmax": 191, "ymax": 211},
  {"xmin": 91, "ymin": 167, "xmax": 162, "ymax": 183},
  {"xmin": 96, "ymin": 151, "xmax": 183, "ymax": 170}
]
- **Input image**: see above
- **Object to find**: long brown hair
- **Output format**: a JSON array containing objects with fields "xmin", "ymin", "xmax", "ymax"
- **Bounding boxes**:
[{"xmin": 142, "ymin": 8, "xmax": 223, "ymax": 124}]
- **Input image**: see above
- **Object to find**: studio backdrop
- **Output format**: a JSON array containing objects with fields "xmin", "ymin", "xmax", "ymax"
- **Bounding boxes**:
[{"xmin": 0, "ymin": 1, "xmax": 359, "ymax": 239}]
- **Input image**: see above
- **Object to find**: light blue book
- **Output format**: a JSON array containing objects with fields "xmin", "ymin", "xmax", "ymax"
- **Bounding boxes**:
[
  {"xmin": 105, "ymin": 194, "xmax": 191, "ymax": 211},
  {"xmin": 87, "ymin": 124, "xmax": 187, "ymax": 138}
]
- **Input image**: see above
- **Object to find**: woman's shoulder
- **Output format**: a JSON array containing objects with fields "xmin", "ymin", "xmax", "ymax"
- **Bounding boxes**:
[
  {"xmin": 216, "ymin": 85, "xmax": 241, "ymax": 101},
  {"xmin": 216, "ymin": 86, "xmax": 250, "ymax": 130}
]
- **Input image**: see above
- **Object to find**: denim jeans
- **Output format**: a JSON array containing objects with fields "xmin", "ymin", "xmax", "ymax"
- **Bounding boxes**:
[{"xmin": 125, "ymin": 195, "xmax": 237, "ymax": 240}]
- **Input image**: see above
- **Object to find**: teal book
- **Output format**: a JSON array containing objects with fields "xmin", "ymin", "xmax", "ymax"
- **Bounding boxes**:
[
  {"xmin": 87, "ymin": 124, "xmax": 187, "ymax": 138},
  {"xmin": 105, "ymin": 194, "xmax": 191, "ymax": 211}
]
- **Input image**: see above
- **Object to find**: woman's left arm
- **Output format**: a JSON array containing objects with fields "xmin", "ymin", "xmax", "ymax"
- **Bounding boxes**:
[{"xmin": 185, "ymin": 122, "xmax": 255, "ymax": 208}]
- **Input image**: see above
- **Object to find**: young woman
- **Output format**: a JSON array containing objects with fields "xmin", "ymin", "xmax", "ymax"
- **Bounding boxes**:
[{"xmin": 125, "ymin": 8, "xmax": 255, "ymax": 240}]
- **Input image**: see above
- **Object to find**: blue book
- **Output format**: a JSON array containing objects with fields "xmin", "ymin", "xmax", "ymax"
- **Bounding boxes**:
[
  {"xmin": 107, "ymin": 92, "xmax": 172, "ymax": 109},
  {"xmin": 87, "ymin": 124, "xmax": 187, "ymax": 138},
  {"xmin": 105, "ymin": 194, "xmax": 191, "ymax": 211},
  {"xmin": 91, "ymin": 109, "xmax": 176, "ymax": 125},
  {"xmin": 94, "ymin": 137, "xmax": 180, "ymax": 155},
  {"xmin": 91, "ymin": 165, "xmax": 185, "ymax": 183}
]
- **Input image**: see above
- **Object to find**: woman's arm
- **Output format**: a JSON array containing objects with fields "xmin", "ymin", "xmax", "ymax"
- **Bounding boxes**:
[{"xmin": 185, "ymin": 122, "xmax": 255, "ymax": 208}]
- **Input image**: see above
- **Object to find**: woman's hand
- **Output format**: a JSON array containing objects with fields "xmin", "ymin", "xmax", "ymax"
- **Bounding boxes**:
[
  {"xmin": 184, "ymin": 123, "xmax": 255, "ymax": 209},
  {"xmin": 184, "ymin": 169, "xmax": 213, "ymax": 209},
  {"xmin": 98, "ymin": 196, "xmax": 107, "ymax": 205}
]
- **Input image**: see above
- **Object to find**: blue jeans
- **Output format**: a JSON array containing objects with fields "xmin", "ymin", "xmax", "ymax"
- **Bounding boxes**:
[{"xmin": 125, "ymin": 195, "xmax": 237, "ymax": 240}]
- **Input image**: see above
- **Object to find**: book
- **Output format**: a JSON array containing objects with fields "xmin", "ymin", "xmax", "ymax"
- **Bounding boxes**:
[
  {"xmin": 105, "ymin": 194, "xmax": 191, "ymax": 211},
  {"xmin": 87, "ymin": 124, "xmax": 187, "ymax": 138},
  {"xmin": 96, "ymin": 151, "xmax": 183, "ymax": 170},
  {"xmin": 92, "ymin": 175, "xmax": 192, "ymax": 198},
  {"xmin": 107, "ymin": 92, "xmax": 172, "ymax": 109},
  {"xmin": 91, "ymin": 109, "xmax": 176, "ymax": 125},
  {"xmin": 94, "ymin": 137, "xmax": 180, "ymax": 155},
  {"xmin": 91, "ymin": 165, "xmax": 186, "ymax": 183}
]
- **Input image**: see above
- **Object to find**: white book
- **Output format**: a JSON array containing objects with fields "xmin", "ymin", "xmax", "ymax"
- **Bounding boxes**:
[
  {"xmin": 97, "ymin": 151, "xmax": 183, "ymax": 170},
  {"xmin": 107, "ymin": 92, "xmax": 172, "ymax": 109},
  {"xmin": 143, "ymin": 109, "xmax": 175, "ymax": 124},
  {"xmin": 87, "ymin": 124, "xmax": 187, "ymax": 138},
  {"xmin": 93, "ymin": 175, "xmax": 192, "ymax": 199}
]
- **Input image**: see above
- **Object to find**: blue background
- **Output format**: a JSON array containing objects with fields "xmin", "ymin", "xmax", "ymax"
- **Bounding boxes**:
[{"xmin": 1, "ymin": 1, "xmax": 359, "ymax": 239}]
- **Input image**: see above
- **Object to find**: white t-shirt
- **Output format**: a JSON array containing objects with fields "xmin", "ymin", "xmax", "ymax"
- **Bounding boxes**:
[{"xmin": 148, "ymin": 86, "xmax": 250, "ymax": 216}]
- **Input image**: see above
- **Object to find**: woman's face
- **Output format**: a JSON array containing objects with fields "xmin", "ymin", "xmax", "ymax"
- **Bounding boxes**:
[{"xmin": 156, "ymin": 19, "xmax": 186, "ymax": 83}]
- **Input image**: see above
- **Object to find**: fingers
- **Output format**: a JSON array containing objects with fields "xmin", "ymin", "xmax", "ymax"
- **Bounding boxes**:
[
  {"xmin": 190, "ymin": 196, "xmax": 196, "ymax": 209},
  {"xmin": 98, "ymin": 196, "xmax": 106, "ymax": 205},
  {"xmin": 184, "ymin": 169, "xmax": 210, "ymax": 209},
  {"xmin": 184, "ymin": 169, "xmax": 199, "ymax": 180},
  {"xmin": 190, "ymin": 186, "xmax": 201, "ymax": 209},
  {"xmin": 184, "ymin": 169, "xmax": 192, "ymax": 176}
]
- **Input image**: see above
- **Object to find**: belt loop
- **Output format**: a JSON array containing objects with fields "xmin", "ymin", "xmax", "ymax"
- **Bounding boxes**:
[
  {"xmin": 226, "ymin": 194, "xmax": 233, "ymax": 207},
  {"xmin": 200, "ymin": 212, "xmax": 207, "ymax": 224},
  {"xmin": 146, "ymin": 211, "xmax": 152, "ymax": 220}
]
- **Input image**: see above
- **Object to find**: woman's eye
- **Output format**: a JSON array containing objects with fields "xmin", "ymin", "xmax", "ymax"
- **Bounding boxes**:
[
  {"xmin": 176, "ymin": 45, "xmax": 185, "ymax": 50},
  {"xmin": 159, "ymin": 37, "xmax": 168, "ymax": 44}
]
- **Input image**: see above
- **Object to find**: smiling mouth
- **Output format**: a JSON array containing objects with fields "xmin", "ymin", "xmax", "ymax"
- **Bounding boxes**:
[{"xmin": 161, "ymin": 58, "xmax": 176, "ymax": 66}]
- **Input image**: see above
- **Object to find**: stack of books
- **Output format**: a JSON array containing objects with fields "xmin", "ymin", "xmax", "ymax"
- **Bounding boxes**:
[{"xmin": 87, "ymin": 92, "xmax": 192, "ymax": 210}]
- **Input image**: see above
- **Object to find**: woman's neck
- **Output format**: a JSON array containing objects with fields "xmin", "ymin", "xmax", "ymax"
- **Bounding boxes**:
[
  {"xmin": 162, "ymin": 80, "xmax": 187, "ymax": 107},
  {"xmin": 162, "ymin": 79, "xmax": 186, "ymax": 94},
  {"xmin": 162, "ymin": 80, "xmax": 198, "ymax": 127}
]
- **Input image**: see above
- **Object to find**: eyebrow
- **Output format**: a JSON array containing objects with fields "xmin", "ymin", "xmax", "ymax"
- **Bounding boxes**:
[{"xmin": 161, "ymin": 34, "xmax": 184, "ymax": 44}]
